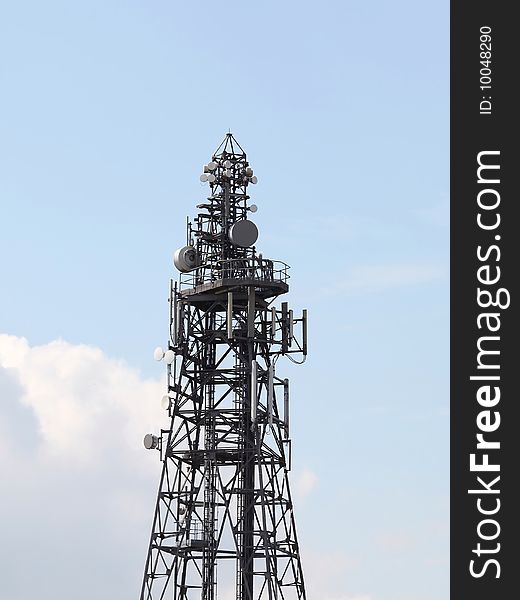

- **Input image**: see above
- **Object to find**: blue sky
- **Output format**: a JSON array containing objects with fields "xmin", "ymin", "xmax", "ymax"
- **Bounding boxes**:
[{"xmin": 0, "ymin": 2, "xmax": 448, "ymax": 599}]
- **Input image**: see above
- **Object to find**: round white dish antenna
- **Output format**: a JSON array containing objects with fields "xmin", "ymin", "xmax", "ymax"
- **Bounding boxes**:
[
  {"xmin": 229, "ymin": 220, "xmax": 258, "ymax": 248},
  {"xmin": 249, "ymin": 204, "xmax": 258, "ymax": 213},
  {"xmin": 224, "ymin": 160, "xmax": 232, "ymax": 168},
  {"xmin": 161, "ymin": 395, "xmax": 171, "ymax": 410},
  {"xmin": 173, "ymin": 246, "xmax": 199, "ymax": 272},
  {"xmin": 200, "ymin": 173, "xmax": 208, "ymax": 182},
  {"xmin": 207, "ymin": 161, "xmax": 217, "ymax": 171},
  {"xmin": 164, "ymin": 350, "xmax": 175, "ymax": 364},
  {"xmin": 153, "ymin": 346, "xmax": 165, "ymax": 361},
  {"xmin": 143, "ymin": 433, "xmax": 159, "ymax": 450},
  {"xmin": 207, "ymin": 173, "xmax": 216, "ymax": 183},
  {"xmin": 250, "ymin": 176, "xmax": 258, "ymax": 184}
]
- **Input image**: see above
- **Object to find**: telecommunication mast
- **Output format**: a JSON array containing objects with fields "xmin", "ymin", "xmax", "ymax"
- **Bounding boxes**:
[{"xmin": 141, "ymin": 133, "xmax": 308, "ymax": 600}]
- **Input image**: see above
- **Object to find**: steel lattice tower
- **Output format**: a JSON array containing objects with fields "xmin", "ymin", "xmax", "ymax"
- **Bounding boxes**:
[{"xmin": 140, "ymin": 134, "xmax": 308, "ymax": 600}]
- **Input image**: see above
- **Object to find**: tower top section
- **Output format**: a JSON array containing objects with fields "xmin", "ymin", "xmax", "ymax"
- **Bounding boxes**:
[
  {"xmin": 199, "ymin": 132, "xmax": 258, "ymax": 191},
  {"xmin": 174, "ymin": 134, "xmax": 289, "ymax": 301}
]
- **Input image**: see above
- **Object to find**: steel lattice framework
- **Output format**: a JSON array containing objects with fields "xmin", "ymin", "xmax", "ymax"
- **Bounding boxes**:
[{"xmin": 140, "ymin": 134, "xmax": 308, "ymax": 600}]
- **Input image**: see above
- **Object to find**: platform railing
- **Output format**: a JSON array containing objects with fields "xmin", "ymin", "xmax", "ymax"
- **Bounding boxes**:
[{"xmin": 180, "ymin": 258, "xmax": 290, "ymax": 290}]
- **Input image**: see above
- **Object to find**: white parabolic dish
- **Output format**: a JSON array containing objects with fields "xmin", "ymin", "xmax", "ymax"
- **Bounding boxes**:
[
  {"xmin": 143, "ymin": 434, "xmax": 158, "ymax": 450},
  {"xmin": 173, "ymin": 246, "xmax": 199, "ymax": 272}
]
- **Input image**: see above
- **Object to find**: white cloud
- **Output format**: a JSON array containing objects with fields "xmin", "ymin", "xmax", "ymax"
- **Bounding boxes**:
[
  {"xmin": 0, "ymin": 333, "xmax": 166, "ymax": 599},
  {"xmin": 0, "ymin": 333, "xmax": 165, "ymax": 465},
  {"xmin": 295, "ymin": 467, "xmax": 318, "ymax": 500},
  {"xmin": 376, "ymin": 530, "xmax": 416, "ymax": 552},
  {"xmin": 302, "ymin": 548, "xmax": 365, "ymax": 600}
]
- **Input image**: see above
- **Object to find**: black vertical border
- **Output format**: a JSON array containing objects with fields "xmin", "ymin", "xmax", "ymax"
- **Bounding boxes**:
[{"xmin": 451, "ymin": 2, "xmax": 518, "ymax": 598}]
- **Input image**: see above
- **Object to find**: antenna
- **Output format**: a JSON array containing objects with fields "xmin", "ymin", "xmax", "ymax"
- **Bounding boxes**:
[{"xmin": 140, "ymin": 134, "xmax": 308, "ymax": 600}]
